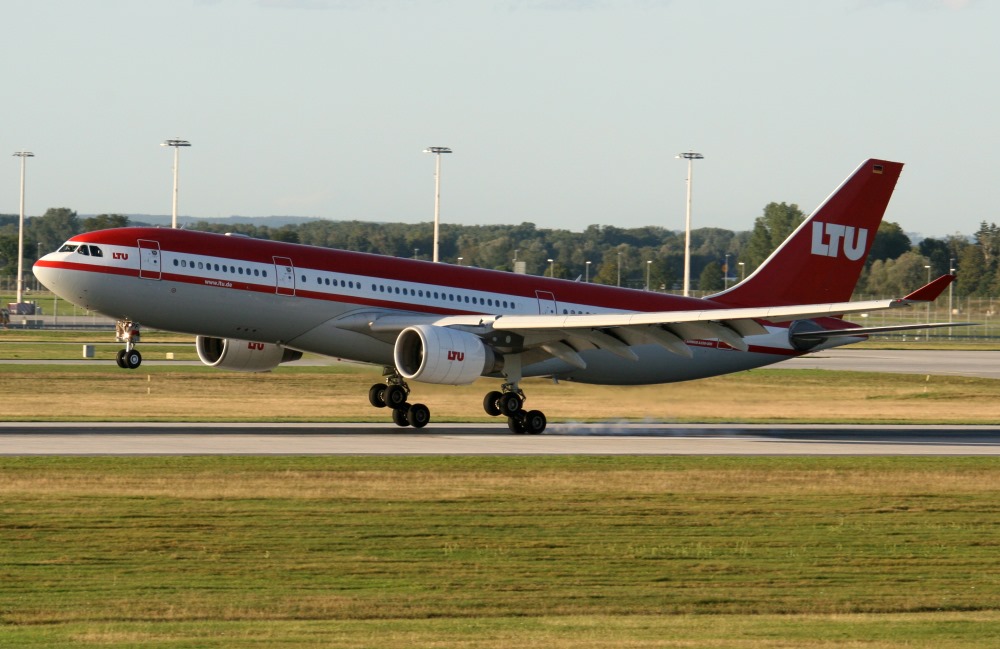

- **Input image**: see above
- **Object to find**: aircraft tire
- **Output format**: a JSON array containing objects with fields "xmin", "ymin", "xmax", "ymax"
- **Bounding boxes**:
[
  {"xmin": 116, "ymin": 349, "xmax": 128, "ymax": 368},
  {"xmin": 507, "ymin": 413, "xmax": 527, "ymax": 434},
  {"xmin": 385, "ymin": 385, "xmax": 408, "ymax": 409},
  {"xmin": 498, "ymin": 392, "xmax": 522, "ymax": 417},
  {"xmin": 125, "ymin": 350, "xmax": 142, "ymax": 369},
  {"xmin": 483, "ymin": 391, "xmax": 503, "ymax": 417},
  {"xmin": 406, "ymin": 403, "xmax": 430, "ymax": 428},
  {"xmin": 523, "ymin": 410, "xmax": 547, "ymax": 435},
  {"xmin": 391, "ymin": 407, "xmax": 410, "ymax": 427},
  {"xmin": 368, "ymin": 384, "xmax": 387, "ymax": 408}
]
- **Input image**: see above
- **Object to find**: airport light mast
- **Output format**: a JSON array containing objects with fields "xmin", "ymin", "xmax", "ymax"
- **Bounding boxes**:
[
  {"xmin": 161, "ymin": 138, "xmax": 191, "ymax": 229},
  {"xmin": 423, "ymin": 146, "xmax": 452, "ymax": 263},
  {"xmin": 13, "ymin": 150, "xmax": 34, "ymax": 307},
  {"xmin": 677, "ymin": 150, "xmax": 703, "ymax": 297}
]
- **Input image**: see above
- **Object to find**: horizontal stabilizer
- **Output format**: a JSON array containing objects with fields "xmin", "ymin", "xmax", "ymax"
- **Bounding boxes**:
[
  {"xmin": 792, "ymin": 321, "xmax": 977, "ymax": 341},
  {"xmin": 902, "ymin": 275, "xmax": 956, "ymax": 302}
]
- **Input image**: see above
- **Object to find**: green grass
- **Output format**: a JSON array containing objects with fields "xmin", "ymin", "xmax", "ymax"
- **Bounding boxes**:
[{"xmin": 1, "ymin": 456, "xmax": 998, "ymax": 647}]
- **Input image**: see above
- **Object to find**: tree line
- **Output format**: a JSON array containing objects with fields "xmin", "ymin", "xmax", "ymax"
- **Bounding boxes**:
[{"xmin": 1, "ymin": 205, "xmax": 994, "ymax": 299}]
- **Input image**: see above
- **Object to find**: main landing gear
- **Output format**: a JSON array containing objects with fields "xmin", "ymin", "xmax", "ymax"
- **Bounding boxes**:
[
  {"xmin": 368, "ymin": 369, "xmax": 431, "ymax": 429},
  {"xmin": 366, "ymin": 358, "xmax": 546, "ymax": 434},
  {"xmin": 482, "ymin": 383, "xmax": 547, "ymax": 434},
  {"xmin": 481, "ymin": 354, "xmax": 546, "ymax": 434},
  {"xmin": 114, "ymin": 320, "xmax": 142, "ymax": 369}
]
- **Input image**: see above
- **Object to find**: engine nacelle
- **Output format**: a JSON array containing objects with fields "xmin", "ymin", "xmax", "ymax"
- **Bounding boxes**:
[
  {"xmin": 196, "ymin": 336, "xmax": 303, "ymax": 372},
  {"xmin": 394, "ymin": 325, "xmax": 498, "ymax": 385}
]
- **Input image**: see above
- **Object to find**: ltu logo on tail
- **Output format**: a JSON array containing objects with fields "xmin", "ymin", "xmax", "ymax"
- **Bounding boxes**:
[
  {"xmin": 811, "ymin": 221, "xmax": 868, "ymax": 261},
  {"xmin": 447, "ymin": 351, "xmax": 465, "ymax": 361}
]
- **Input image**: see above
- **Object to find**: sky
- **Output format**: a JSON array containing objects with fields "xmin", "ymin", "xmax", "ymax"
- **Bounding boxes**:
[{"xmin": 3, "ymin": 0, "xmax": 996, "ymax": 238}]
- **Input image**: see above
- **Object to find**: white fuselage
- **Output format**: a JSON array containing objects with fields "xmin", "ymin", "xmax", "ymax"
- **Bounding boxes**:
[{"xmin": 34, "ymin": 228, "xmax": 845, "ymax": 385}]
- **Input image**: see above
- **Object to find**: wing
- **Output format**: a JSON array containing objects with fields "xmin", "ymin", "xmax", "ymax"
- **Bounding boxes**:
[
  {"xmin": 487, "ymin": 297, "xmax": 912, "ymax": 365},
  {"xmin": 336, "ymin": 276, "xmax": 963, "ymax": 370}
]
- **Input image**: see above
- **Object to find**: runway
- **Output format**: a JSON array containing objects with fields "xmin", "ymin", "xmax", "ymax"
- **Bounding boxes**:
[
  {"xmin": 2, "ymin": 349, "xmax": 997, "ymax": 456},
  {"xmin": 1, "ymin": 422, "xmax": 998, "ymax": 455}
]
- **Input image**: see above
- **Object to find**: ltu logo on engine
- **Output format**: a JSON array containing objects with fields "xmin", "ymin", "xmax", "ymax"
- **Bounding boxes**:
[
  {"xmin": 447, "ymin": 350, "xmax": 465, "ymax": 361},
  {"xmin": 811, "ymin": 221, "xmax": 868, "ymax": 261}
]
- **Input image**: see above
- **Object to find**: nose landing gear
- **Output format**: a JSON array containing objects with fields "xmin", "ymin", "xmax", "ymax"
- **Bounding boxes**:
[{"xmin": 114, "ymin": 320, "xmax": 142, "ymax": 369}]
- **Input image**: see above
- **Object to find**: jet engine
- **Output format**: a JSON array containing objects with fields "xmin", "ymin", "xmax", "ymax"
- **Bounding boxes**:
[
  {"xmin": 394, "ymin": 325, "xmax": 499, "ymax": 385},
  {"xmin": 196, "ymin": 336, "xmax": 303, "ymax": 372}
]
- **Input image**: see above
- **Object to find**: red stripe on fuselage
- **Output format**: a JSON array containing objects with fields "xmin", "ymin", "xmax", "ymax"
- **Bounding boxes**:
[{"xmin": 67, "ymin": 227, "xmax": 714, "ymax": 314}]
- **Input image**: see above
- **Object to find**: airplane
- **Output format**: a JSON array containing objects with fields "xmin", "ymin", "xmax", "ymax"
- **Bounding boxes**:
[{"xmin": 33, "ymin": 158, "xmax": 966, "ymax": 434}]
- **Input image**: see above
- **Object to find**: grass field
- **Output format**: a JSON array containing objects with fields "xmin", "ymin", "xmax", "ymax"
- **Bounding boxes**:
[
  {"xmin": 2, "ymin": 456, "xmax": 999, "ymax": 647},
  {"xmin": 2, "ymin": 334, "xmax": 998, "ymax": 647},
  {"xmin": 0, "ymin": 362, "xmax": 998, "ymax": 424},
  {"xmin": 3, "ymin": 328, "xmax": 1000, "ymax": 424},
  {"xmin": 2, "ymin": 456, "xmax": 999, "ymax": 648}
]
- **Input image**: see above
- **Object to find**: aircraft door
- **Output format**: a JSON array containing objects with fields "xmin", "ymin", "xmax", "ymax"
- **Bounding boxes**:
[
  {"xmin": 535, "ymin": 290, "xmax": 558, "ymax": 315},
  {"xmin": 138, "ymin": 239, "xmax": 161, "ymax": 280},
  {"xmin": 273, "ymin": 256, "xmax": 295, "ymax": 296}
]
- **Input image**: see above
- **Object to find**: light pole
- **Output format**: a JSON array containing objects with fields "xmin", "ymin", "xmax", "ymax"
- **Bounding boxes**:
[
  {"xmin": 924, "ymin": 264, "xmax": 932, "ymax": 324},
  {"xmin": 738, "ymin": 261, "xmax": 745, "ymax": 282},
  {"xmin": 617, "ymin": 250, "xmax": 622, "ymax": 287},
  {"xmin": 646, "ymin": 260, "xmax": 652, "ymax": 291},
  {"xmin": 677, "ymin": 151, "xmax": 704, "ymax": 297},
  {"xmin": 547, "ymin": 258, "xmax": 554, "ymax": 278},
  {"xmin": 724, "ymin": 254, "xmax": 730, "ymax": 289},
  {"xmin": 13, "ymin": 150, "xmax": 34, "ymax": 306},
  {"xmin": 161, "ymin": 139, "xmax": 191, "ymax": 229},
  {"xmin": 423, "ymin": 146, "xmax": 452, "ymax": 263},
  {"xmin": 949, "ymin": 258, "xmax": 955, "ymax": 337},
  {"xmin": 585, "ymin": 260, "xmax": 591, "ymax": 283},
  {"xmin": 457, "ymin": 257, "xmax": 463, "ymax": 266}
]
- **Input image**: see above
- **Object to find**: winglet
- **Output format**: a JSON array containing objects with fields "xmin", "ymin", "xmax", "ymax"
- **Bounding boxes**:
[{"xmin": 903, "ymin": 274, "xmax": 955, "ymax": 303}]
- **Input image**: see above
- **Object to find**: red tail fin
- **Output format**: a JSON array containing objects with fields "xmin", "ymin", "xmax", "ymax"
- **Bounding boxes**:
[{"xmin": 713, "ymin": 158, "xmax": 903, "ymax": 307}]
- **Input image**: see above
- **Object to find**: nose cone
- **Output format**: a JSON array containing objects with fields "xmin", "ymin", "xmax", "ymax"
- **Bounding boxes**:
[{"xmin": 33, "ymin": 258, "xmax": 58, "ymax": 292}]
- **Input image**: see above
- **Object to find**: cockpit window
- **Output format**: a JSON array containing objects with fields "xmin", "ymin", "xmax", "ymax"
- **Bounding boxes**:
[{"xmin": 69, "ymin": 245, "xmax": 103, "ymax": 257}]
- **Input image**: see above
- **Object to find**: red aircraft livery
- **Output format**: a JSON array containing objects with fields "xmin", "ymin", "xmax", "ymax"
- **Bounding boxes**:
[{"xmin": 34, "ymin": 158, "xmax": 962, "ymax": 433}]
